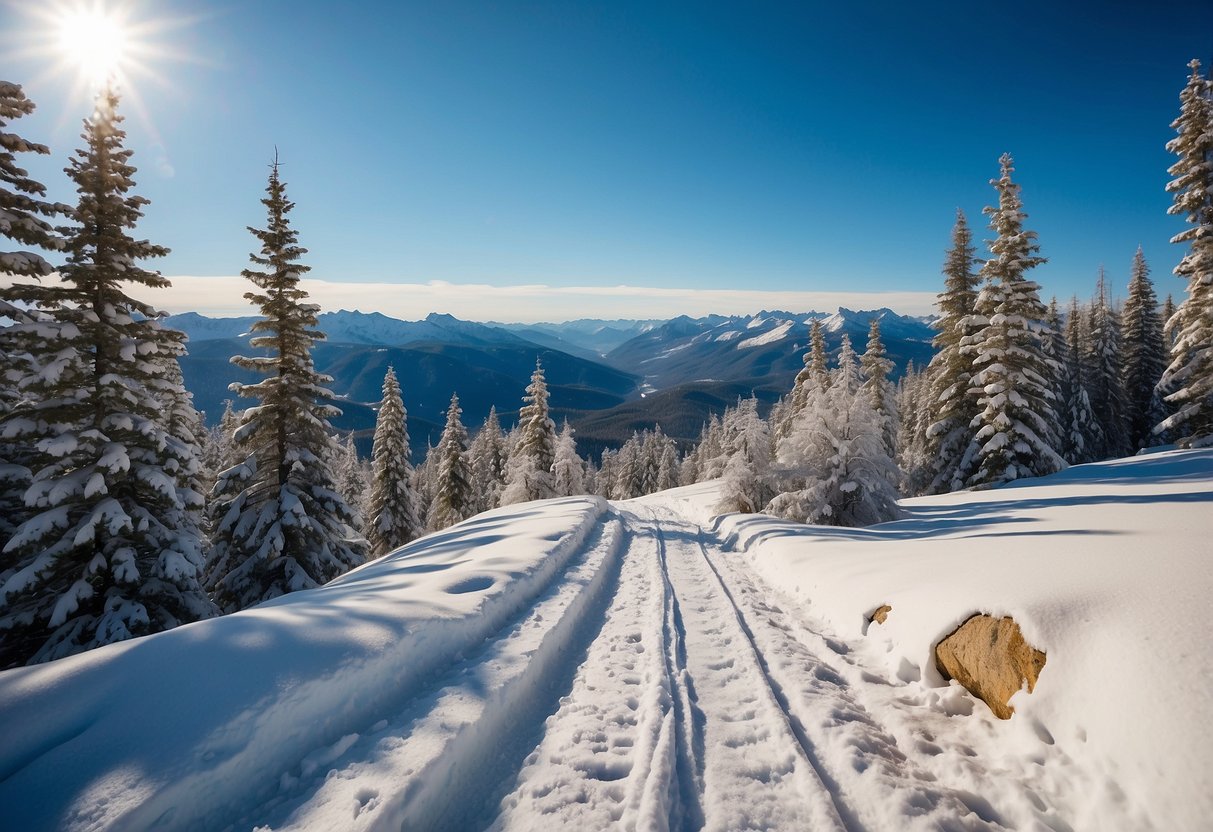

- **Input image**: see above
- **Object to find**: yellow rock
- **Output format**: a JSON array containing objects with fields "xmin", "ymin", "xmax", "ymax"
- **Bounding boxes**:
[{"xmin": 934, "ymin": 614, "xmax": 1046, "ymax": 719}]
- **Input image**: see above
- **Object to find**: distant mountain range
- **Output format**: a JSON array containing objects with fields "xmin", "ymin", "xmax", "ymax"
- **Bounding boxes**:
[{"xmin": 165, "ymin": 307, "xmax": 936, "ymax": 458}]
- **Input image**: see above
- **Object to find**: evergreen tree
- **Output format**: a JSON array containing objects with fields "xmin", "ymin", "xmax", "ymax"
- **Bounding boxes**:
[
  {"xmin": 768, "ymin": 345, "xmax": 901, "ymax": 526},
  {"xmin": 715, "ymin": 397, "xmax": 772, "ymax": 514},
  {"xmin": 920, "ymin": 209, "xmax": 983, "ymax": 494},
  {"xmin": 0, "ymin": 90, "xmax": 212, "ymax": 666},
  {"xmin": 205, "ymin": 157, "xmax": 365, "ymax": 613},
  {"xmin": 0, "ymin": 81, "xmax": 67, "ymax": 556},
  {"xmin": 335, "ymin": 432, "xmax": 365, "ymax": 525},
  {"xmin": 1120, "ymin": 248, "xmax": 1168, "ymax": 450},
  {"xmin": 427, "ymin": 393, "xmax": 474, "ymax": 531},
  {"xmin": 656, "ymin": 439, "xmax": 681, "ymax": 492},
  {"xmin": 612, "ymin": 434, "xmax": 644, "ymax": 499},
  {"xmin": 0, "ymin": 81, "xmax": 65, "ymax": 278},
  {"xmin": 1083, "ymin": 270, "xmax": 1130, "ymax": 458},
  {"xmin": 366, "ymin": 367, "xmax": 422, "ymax": 556},
  {"xmin": 501, "ymin": 359, "xmax": 557, "ymax": 504},
  {"xmin": 1162, "ymin": 294, "xmax": 1177, "ymax": 346},
  {"xmin": 960, "ymin": 154, "xmax": 1064, "ymax": 487},
  {"xmin": 860, "ymin": 317, "xmax": 898, "ymax": 459},
  {"xmin": 1157, "ymin": 60, "xmax": 1213, "ymax": 448},
  {"xmin": 469, "ymin": 407, "xmax": 508, "ymax": 513},
  {"xmin": 783, "ymin": 320, "xmax": 829, "ymax": 435},
  {"xmin": 1062, "ymin": 298, "xmax": 1102, "ymax": 462},
  {"xmin": 551, "ymin": 419, "xmax": 585, "ymax": 497}
]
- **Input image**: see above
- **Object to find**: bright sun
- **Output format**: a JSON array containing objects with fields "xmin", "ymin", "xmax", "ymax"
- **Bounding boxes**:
[{"xmin": 57, "ymin": 7, "xmax": 130, "ymax": 85}]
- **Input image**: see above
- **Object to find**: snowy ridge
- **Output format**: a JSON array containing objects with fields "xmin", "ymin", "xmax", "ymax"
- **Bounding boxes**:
[{"xmin": 0, "ymin": 497, "xmax": 609, "ymax": 832}]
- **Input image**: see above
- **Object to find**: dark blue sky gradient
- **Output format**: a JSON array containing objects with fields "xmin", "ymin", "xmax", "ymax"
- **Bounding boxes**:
[{"xmin": 6, "ymin": 0, "xmax": 1213, "ymax": 307}]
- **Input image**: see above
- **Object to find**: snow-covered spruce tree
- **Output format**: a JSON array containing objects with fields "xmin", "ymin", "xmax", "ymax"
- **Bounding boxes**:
[
  {"xmin": 919, "ymin": 209, "xmax": 983, "ymax": 494},
  {"xmin": 655, "ymin": 436, "xmax": 681, "ymax": 492},
  {"xmin": 612, "ymin": 434, "xmax": 643, "ymax": 499},
  {"xmin": 551, "ymin": 419, "xmax": 585, "ymax": 497},
  {"xmin": 335, "ymin": 432, "xmax": 365, "ymax": 526},
  {"xmin": 0, "ymin": 81, "xmax": 69, "ymax": 558},
  {"xmin": 501, "ymin": 359, "xmax": 557, "ymax": 505},
  {"xmin": 960, "ymin": 154, "xmax": 1064, "ymax": 487},
  {"xmin": 427, "ymin": 393, "xmax": 474, "ymax": 531},
  {"xmin": 0, "ymin": 90, "xmax": 213, "ymax": 666},
  {"xmin": 1120, "ymin": 248, "xmax": 1168, "ymax": 450},
  {"xmin": 1162, "ymin": 294, "xmax": 1177, "ymax": 346},
  {"xmin": 1062, "ymin": 297, "xmax": 1102, "ymax": 462},
  {"xmin": 0, "ymin": 81, "xmax": 65, "ymax": 279},
  {"xmin": 469, "ymin": 406, "xmax": 508, "ymax": 513},
  {"xmin": 366, "ymin": 367, "xmax": 422, "ymax": 556},
  {"xmin": 860, "ymin": 317, "xmax": 898, "ymax": 459},
  {"xmin": 1085, "ymin": 271, "xmax": 1130, "ymax": 458},
  {"xmin": 715, "ymin": 397, "xmax": 772, "ymax": 514},
  {"xmin": 205, "ymin": 158, "xmax": 365, "ymax": 613},
  {"xmin": 200, "ymin": 400, "xmax": 239, "ymax": 496},
  {"xmin": 782, "ymin": 319, "xmax": 829, "ymax": 436},
  {"xmin": 767, "ymin": 344, "xmax": 901, "ymax": 526},
  {"xmin": 1156, "ymin": 59, "xmax": 1213, "ymax": 448},
  {"xmin": 596, "ymin": 448, "xmax": 616, "ymax": 497}
]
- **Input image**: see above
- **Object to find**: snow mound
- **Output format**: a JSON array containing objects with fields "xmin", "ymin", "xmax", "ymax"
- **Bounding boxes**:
[{"xmin": 0, "ymin": 497, "xmax": 609, "ymax": 832}]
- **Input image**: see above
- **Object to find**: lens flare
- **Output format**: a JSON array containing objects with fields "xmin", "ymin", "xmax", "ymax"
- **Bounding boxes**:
[{"xmin": 57, "ymin": 7, "xmax": 129, "ymax": 85}]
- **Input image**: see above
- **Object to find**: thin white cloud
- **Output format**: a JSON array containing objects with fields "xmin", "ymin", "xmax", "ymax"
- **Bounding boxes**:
[{"xmin": 1, "ymin": 274, "xmax": 940, "ymax": 322}]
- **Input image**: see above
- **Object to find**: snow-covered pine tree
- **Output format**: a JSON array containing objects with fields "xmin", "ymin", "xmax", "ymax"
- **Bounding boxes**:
[
  {"xmin": 200, "ymin": 400, "xmax": 239, "ymax": 497},
  {"xmin": 767, "ymin": 344, "xmax": 901, "ymax": 526},
  {"xmin": 427, "ymin": 393, "xmax": 474, "ymax": 531},
  {"xmin": 0, "ymin": 90, "xmax": 213, "ymax": 666},
  {"xmin": 960, "ymin": 154, "xmax": 1065, "ymax": 487},
  {"xmin": 335, "ymin": 432, "xmax": 365, "ymax": 527},
  {"xmin": 1120, "ymin": 248, "xmax": 1168, "ymax": 450},
  {"xmin": 1085, "ymin": 270, "xmax": 1130, "ymax": 458},
  {"xmin": 551, "ymin": 419, "xmax": 585, "ymax": 497},
  {"xmin": 782, "ymin": 319, "xmax": 829, "ymax": 436},
  {"xmin": 596, "ymin": 449, "xmax": 617, "ymax": 497},
  {"xmin": 832, "ymin": 334, "xmax": 862, "ymax": 393},
  {"xmin": 366, "ymin": 367, "xmax": 422, "ymax": 556},
  {"xmin": 0, "ymin": 81, "xmax": 64, "ymax": 279},
  {"xmin": 612, "ymin": 434, "xmax": 643, "ymax": 499},
  {"xmin": 1156, "ymin": 59, "xmax": 1213, "ymax": 448},
  {"xmin": 656, "ymin": 437, "xmax": 681, "ymax": 492},
  {"xmin": 1162, "ymin": 294, "xmax": 1177, "ymax": 346},
  {"xmin": 469, "ymin": 407, "xmax": 508, "ymax": 513},
  {"xmin": 205, "ymin": 156, "xmax": 365, "ymax": 613},
  {"xmin": 501, "ymin": 359, "xmax": 558, "ymax": 505},
  {"xmin": 920, "ymin": 209, "xmax": 983, "ymax": 494},
  {"xmin": 1062, "ymin": 297, "xmax": 1102, "ymax": 462},
  {"xmin": 715, "ymin": 397, "xmax": 772, "ymax": 514},
  {"xmin": 0, "ymin": 81, "xmax": 67, "ymax": 556},
  {"xmin": 860, "ymin": 317, "xmax": 898, "ymax": 459}
]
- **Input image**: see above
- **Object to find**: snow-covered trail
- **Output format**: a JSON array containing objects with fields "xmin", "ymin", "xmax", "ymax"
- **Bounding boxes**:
[{"xmin": 266, "ymin": 502, "xmax": 1052, "ymax": 832}]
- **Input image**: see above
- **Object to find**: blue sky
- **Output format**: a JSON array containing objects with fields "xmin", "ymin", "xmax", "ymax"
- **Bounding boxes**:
[{"xmin": 4, "ymin": 0, "xmax": 1212, "ymax": 320}]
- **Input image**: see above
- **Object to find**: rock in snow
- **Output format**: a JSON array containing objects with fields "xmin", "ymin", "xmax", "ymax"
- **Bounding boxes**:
[{"xmin": 935, "ymin": 614, "xmax": 1047, "ymax": 719}]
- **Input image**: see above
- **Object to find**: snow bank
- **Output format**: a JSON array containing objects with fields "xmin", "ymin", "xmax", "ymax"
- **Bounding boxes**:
[
  {"xmin": 705, "ymin": 450, "xmax": 1213, "ymax": 830},
  {"xmin": 0, "ymin": 497, "xmax": 608, "ymax": 832}
]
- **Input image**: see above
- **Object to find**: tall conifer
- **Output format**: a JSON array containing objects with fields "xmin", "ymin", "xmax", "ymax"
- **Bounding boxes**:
[
  {"xmin": 205, "ymin": 157, "xmax": 365, "ymax": 613},
  {"xmin": 960, "ymin": 154, "xmax": 1064, "ymax": 487},
  {"xmin": 1157, "ymin": 60, "xmax": 1213, "ymax": 448},
  {"xmin": 0, "ymin": 90, "xmax": 212, "ymax": 665}
]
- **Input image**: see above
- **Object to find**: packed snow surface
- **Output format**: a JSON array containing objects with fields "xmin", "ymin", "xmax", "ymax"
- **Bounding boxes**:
[{"xmin": 1, "ymin": 451, "xmax": 1210, "ymax": 831}]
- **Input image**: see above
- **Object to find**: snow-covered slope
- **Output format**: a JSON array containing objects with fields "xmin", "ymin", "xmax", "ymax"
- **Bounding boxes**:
[{"xmin": 1, "ymin": 452, "xmax": 1209, "ymax": 831}]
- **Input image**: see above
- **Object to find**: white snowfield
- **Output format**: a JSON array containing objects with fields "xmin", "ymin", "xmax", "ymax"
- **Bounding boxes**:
[{"xmin": 0, "ymin": 451, "xmax": 1210, "ymax": 831}]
